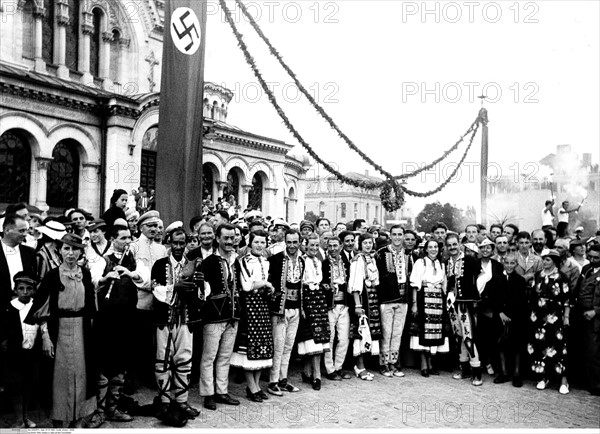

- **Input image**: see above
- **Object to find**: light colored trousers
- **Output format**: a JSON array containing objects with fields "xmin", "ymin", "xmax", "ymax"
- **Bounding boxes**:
[
  {"xmin": 324, "ymin": 305, "xmax": 350, "ymax": 374},
  {"xmin": 379, "ymin": 302, "xmax": 408, "ymax": 366},
  {"xmin": 155, "ymin": 323, "xmax": 193, "ymax": 404},
  {"xmin": 200, "ymin": 321, "xmax": 238, "ymax": 396},
  {"xmin": 269, "ymin": 309, "xmax": 300, "ymax": 383}
]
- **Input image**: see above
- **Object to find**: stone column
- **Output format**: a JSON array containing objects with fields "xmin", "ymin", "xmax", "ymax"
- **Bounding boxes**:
[
  {"xmin": 99, "ymin": 31, "xmax": 112, "ymax": 89},
  {"xmin": 216, "ymin": 181, "xmax": 227, "ymax": 203},
  {"xmin": 55, "ymin": 0, "xmax": 69, "ymax": 79},
  {"xmin": 264, "ymin": 187, "xmax": 278, "ymax": 217},
  {"xmin": 117, "ymin": 38, "xmax": 130, "ymax": 85},
  {"xmin": 33, "ymin": 157, "xmax": 53, "ymax": 211},
  {"xmin": 80, "ymin": 163, "xmax": 101, "ymax": 217},
  {"xmin": 240, "ymin": 184, "xmax": 252, "ymax": 212},
  {"xmin": 79, "ymin": 11, "xmax": 93, "ymax": 84},
  {"xmin": 32, "ymin": 5, "xmax": 46, "ymax": 72}
]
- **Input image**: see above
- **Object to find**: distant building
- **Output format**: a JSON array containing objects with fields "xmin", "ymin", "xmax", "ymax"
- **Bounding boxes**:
[
  {"xmin": 486, "ymin": 144, "xmax": 599, "ymax": 232},
  {"xmin": 304, "ymin": 169, "xmax": 414, "ymax": 227}
]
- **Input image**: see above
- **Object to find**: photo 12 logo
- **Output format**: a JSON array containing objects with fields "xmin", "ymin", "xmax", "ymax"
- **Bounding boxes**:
[
  {"xmin": 401, "ymin": 1, "xmax": 540, "ymax": 24},
  {"xmin": 207, "ymin": 1, "xmax": 340, "ymax": 24},
  {"xmin": 401, "ymin": 82, "xmax": 540, "ymax": 104}
]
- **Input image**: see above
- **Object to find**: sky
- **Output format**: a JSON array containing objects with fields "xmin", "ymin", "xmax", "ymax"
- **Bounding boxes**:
[{"xmin": 203, "ymin": 0, "xmax": 600, "ymax": 217}]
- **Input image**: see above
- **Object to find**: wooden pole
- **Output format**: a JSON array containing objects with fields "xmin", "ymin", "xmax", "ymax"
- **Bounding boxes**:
[{"xmin": 479, "ymin": 107, "xmax": 489, "ymax": 226}]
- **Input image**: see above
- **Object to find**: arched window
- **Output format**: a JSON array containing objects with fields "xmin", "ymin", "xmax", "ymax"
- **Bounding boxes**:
[
  {"xmin": 89, "ymin": 8, "xmax": 102, "ymax": 77},
  {"xmin": 224, "ymin": 169, "xmax": 239, "ymax": 204},
  {"xmin": 141, "ymin": 126, "xmax": 157, "ymax": 191},
  {"xmin": 65, "ymin": 0, "xmax": 80, "ymax": 71},
  {"xmin": 211, "ymin": 102, "xmax": 217, "ymax": 119},
  {"xmin": 248, "ymin": 173, "xmax": 263, "ymax": 211},
  {"xmin": 0, "ymin": 131, "xmax": 31, "ymax": 205},
  {"xmin": 202, "ymin": 163, "xmax": 215, "ymax": 202},
  {"xmin": 47, "ymin": 140, "xmax": 79, "ymax": 210},
  {"xmin": 340, "ymin": 202, "xmax": 346, "ymax": 218},
  {"xmin": 109, "ymin": 29, "xmax": 120, "ymax": 82},
  {"xmin": 42, "ymin": 0, "xmax": 53, "ymax": 64},
  {"xmin": 319, "ymin": 201, "xmax": 326, "ymax": 218},
  {"xmin": 22, "ymin": 0, "xmax": 35, "ymax": 59}
]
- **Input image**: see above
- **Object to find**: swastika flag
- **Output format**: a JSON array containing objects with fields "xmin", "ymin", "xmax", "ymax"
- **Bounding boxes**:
[{"xmin": 156, "ymin": 0, "xmax": 207, "ymax": 227}]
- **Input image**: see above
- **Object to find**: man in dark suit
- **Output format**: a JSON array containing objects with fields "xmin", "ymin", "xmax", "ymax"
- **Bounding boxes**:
[
  {"xmin": 0, "ymin": 213, "xmax": 37, "ymax": 395},
  {"xmin": 339, "ymin": 231, "xmax": 356, "ymax": 278},
  {"xmin": 1, "ymin": 214, "xmax": 37, "ymax": 307}
]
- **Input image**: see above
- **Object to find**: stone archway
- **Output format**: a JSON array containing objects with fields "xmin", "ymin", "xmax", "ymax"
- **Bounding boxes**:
[
  {"xmin": 47, "ymin": 139, "xmax": 80, "ymax": 213},
  {"xmin": 0, "ymin": 130, "xmax": 32, "ymax": 207}
]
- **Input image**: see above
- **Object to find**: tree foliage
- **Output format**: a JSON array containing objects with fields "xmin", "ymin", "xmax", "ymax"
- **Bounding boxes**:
[
  {"xmin": 415, "ymin": 201, "xmax": 468, "ymax": 233},
  {"xmin": 303, "ymin": 211, "xmax": 319, "ymax": 223}
]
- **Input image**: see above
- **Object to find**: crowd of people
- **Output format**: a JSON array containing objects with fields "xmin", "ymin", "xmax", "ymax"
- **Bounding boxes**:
[{"xmin": 1, "ymin": 190, "xmax": 599, "ymax": 429}]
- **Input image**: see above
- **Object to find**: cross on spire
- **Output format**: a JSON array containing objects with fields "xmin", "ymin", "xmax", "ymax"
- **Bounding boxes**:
[{"xmin": 145, "ymin": 50, "xmax": 160, "ymax": 92}]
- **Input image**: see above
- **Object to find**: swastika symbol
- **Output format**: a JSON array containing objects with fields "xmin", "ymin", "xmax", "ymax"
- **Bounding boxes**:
[{"xmin": 172, "ymin": 10, "xmax": 199, "ymax": 52}]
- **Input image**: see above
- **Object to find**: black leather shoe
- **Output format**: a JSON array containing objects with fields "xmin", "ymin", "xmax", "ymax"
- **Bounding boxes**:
[
  {"xmin": 258, "ymin": 389, "xmax": 269, "ymax": 400},
  {"xmin": 312, "ymin": 378, "xmax": 321, "ymax": 391},
  {"xmin": 421, "ymin": 369, "xmax": 429, "ymax": 377},
  {"xmin": 325, "ymin": 371, "xmax": 342, "ymax": 381},
  {"xmin": 204, "ymin": 396, "xmax": 217, "ymax": 411},
  {"xmin": 246, "ymin": 388, "xmax": 263, "ymax": 403},
  {"xmin": 494, "ymin": 374, "xmax": 510, "ymax": 384},
  {"xmin": 428, "ymin": 369, "xmax": 440, "ymax": 376},
  {"xmin": 215, "ymin": 393, "xmax": 240, "ymax": 406},
  {"xmin": 512, "ymin": 376, "xmax": 523, "ymax": 388},
  {"xmin": 177, "ymin": 402, "xmax": 200, "ymax": 419}
]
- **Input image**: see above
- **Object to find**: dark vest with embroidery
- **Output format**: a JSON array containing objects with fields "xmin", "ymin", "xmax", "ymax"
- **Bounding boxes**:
[
  {"xmin": 199, "ymin": 254, "xmax": 240, "ymax": 323},
  {"xmin": 98, "ymin": 252, "xmax": 138, "ymax": 311},
  {"xmin": 375, "ymin": 246, "xmax": 409, "ymax": 304},
  {"xmin": 267, "ymin": 252, "xmax": 305, "ymax": 315}
]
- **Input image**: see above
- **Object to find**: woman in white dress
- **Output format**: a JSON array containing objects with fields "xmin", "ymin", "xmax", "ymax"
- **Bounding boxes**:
[
  {"xmin": 297, "ymin": 234, "xmax": 330, "ymax": 391},
  {"xmin": 409, "ymin": 239, "xmax": 450, "ymax": 377},
  {"xmin": 231, "ymin": 230, "xmax": 275, "ymax": 402}
]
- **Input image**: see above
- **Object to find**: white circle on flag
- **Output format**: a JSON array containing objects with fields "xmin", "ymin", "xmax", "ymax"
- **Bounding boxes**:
[{"xmin": 170, "ymin": 7, "xmax": 201, "ymax": 55}]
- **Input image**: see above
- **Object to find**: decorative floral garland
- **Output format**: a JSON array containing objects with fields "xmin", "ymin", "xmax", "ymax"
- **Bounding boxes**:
[
  {"xmin": 234, "ymin": 0, "xmax": 479, "ymax": 182},
  {"xmin": 219, "ymin": 0, "xmax": 482, "ymax": 211}
]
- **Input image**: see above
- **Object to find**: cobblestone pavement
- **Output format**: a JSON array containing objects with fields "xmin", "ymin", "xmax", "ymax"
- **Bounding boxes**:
[{"xmin": 2, "ymin": 362, "xmax": 599, "ymax": 430}]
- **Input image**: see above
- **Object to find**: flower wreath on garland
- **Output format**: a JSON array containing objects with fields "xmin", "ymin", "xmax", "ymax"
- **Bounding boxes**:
[
  {"xmin": 220, "ymin": 0, "xmax": 482, "ymax": 213},
  {"xmin": 380, "ymin": 180, "xmax": 405, "ymax": 213}
]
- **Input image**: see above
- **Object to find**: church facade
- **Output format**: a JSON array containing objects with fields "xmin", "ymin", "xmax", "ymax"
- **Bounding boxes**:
[{"xmin": 0, "ymin": 0, "xmax": 308, "ymax": 221}]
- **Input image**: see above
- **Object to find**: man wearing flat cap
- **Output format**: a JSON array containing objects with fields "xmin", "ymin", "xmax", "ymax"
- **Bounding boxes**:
[{"xmin": 267, "ymin": 219, "xmax": 289, "ymax": 257}]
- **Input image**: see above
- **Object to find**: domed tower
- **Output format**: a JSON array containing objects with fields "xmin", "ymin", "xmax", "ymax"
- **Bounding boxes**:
[{"xmin": 203, "ymin": 82, "xmax": 234, "ymax": 122}]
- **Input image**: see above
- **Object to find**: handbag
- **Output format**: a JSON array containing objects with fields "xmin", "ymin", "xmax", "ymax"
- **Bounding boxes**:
[{"xmin": 357, "ymin": 314, "xmax": 372, "ymax": 353}]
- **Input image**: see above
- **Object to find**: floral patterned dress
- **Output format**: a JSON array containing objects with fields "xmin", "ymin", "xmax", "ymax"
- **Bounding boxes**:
[{"xmin": 528, "ymin": 268, "xmax": 570, "ymax": 379}]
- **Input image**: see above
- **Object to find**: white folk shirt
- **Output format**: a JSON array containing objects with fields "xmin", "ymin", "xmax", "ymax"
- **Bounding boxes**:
[
  {"xmin": 541, "ymin": 208, "xmax": 554, "ymax": 227},
  {"xmin": 558, "ymin": 207, "xmax": 569, "ymax": 223},
  {"xmin": 131, "ymin": 234, "xmax": 168, "ymax": 309},
  {"xmin": 1, "ymin": 240, "xmax": 23, "ymax": 290},
  {"xmin": 11, "ymin": 299, "xmax": 40, "ymax": 349}
]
